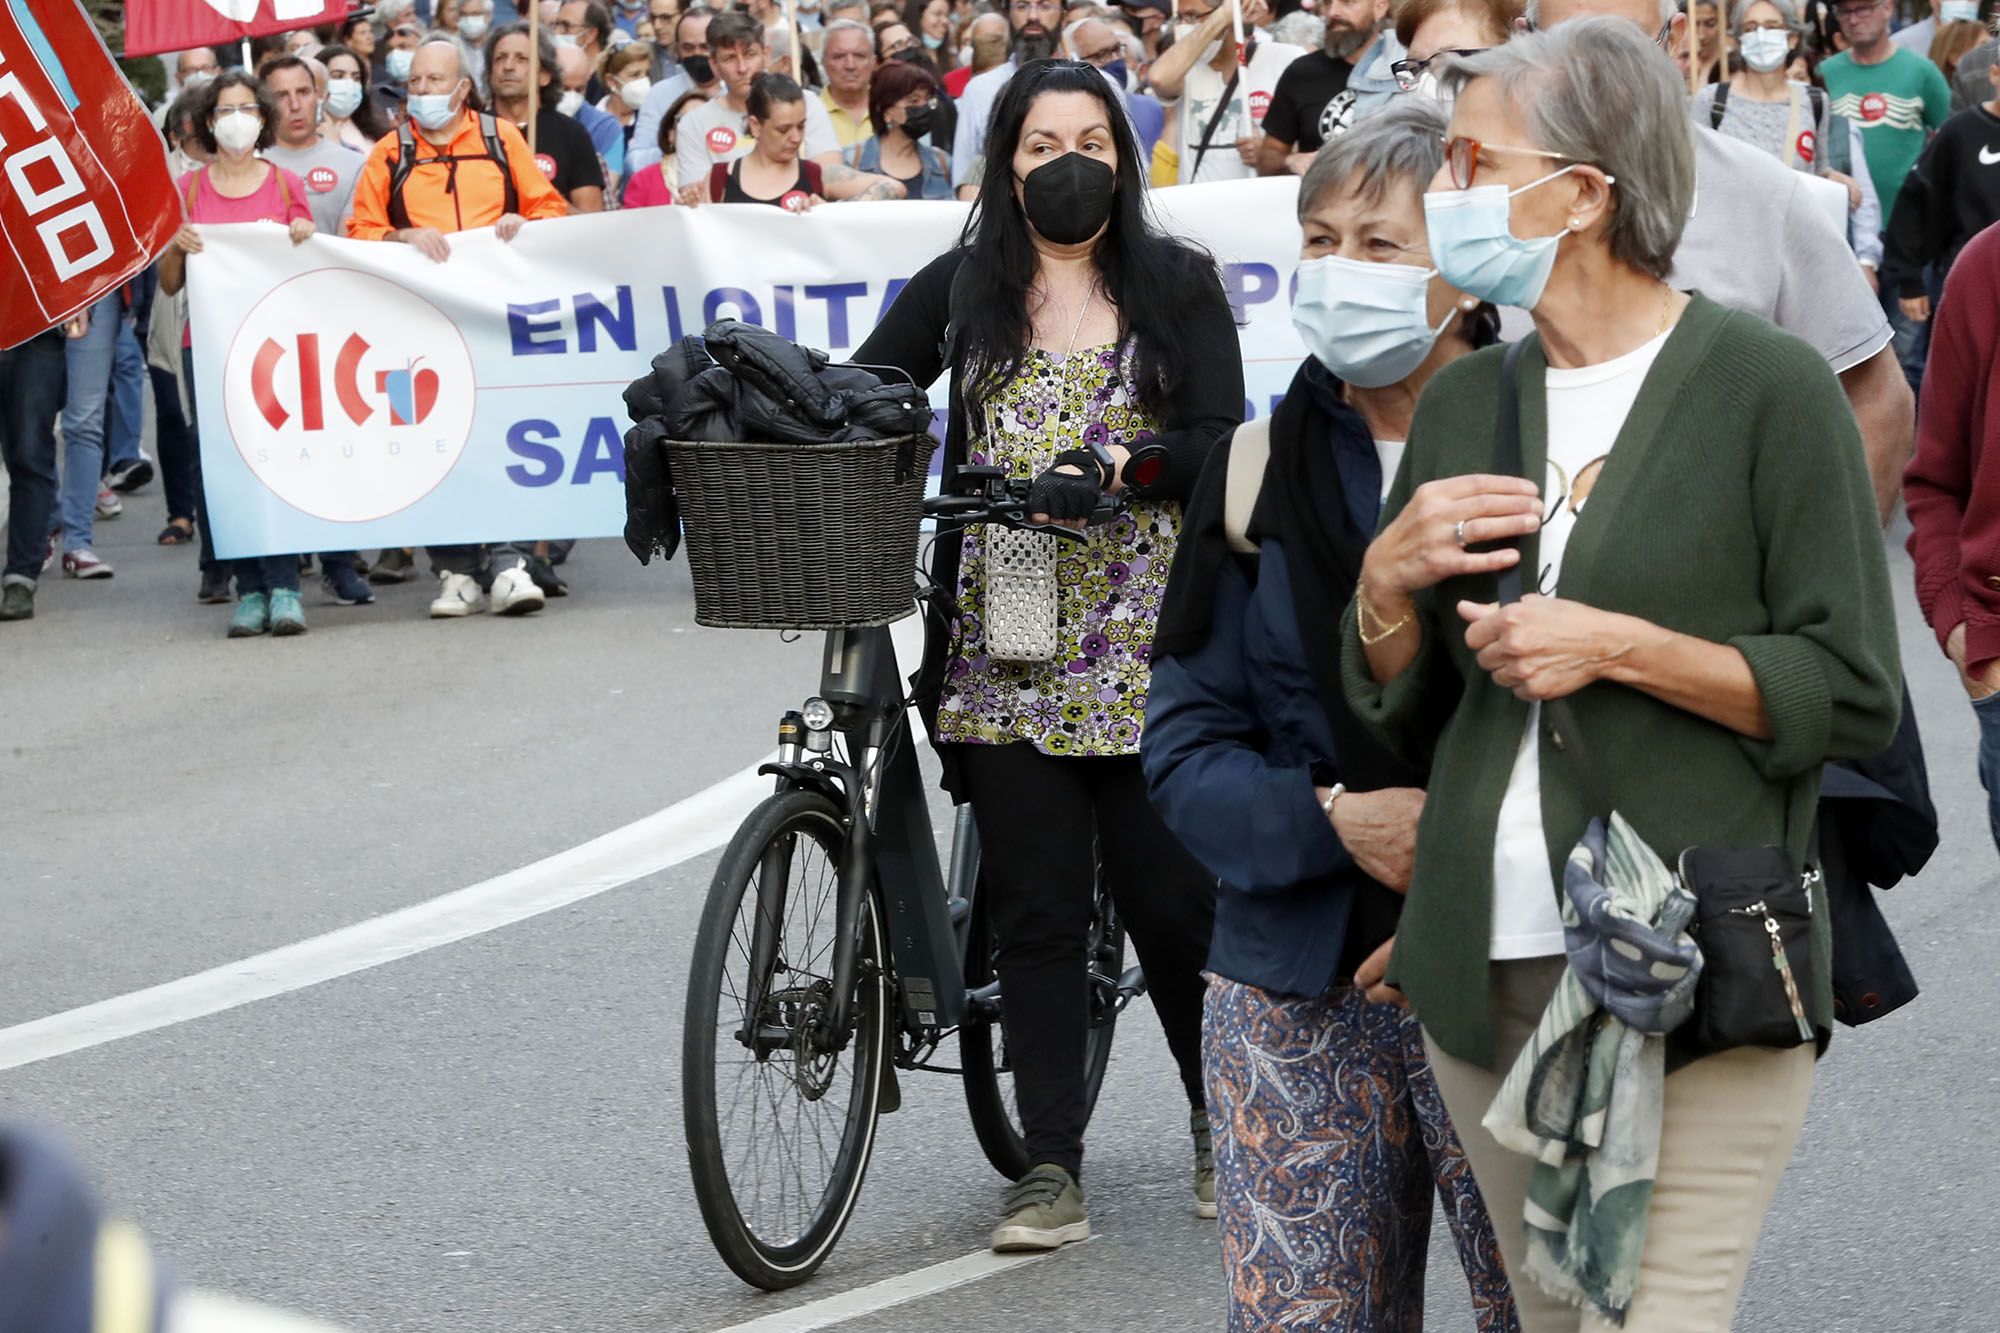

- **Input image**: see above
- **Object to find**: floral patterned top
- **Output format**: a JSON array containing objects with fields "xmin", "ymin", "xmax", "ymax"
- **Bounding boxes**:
[{"xmin": 936, "ymin": 341, "xmax": 1180, "ymax": 756}]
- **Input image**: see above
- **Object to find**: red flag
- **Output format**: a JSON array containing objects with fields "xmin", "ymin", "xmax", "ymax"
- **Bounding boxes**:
[
  {"xmin": 0, "ymin": 0, "xmax": 180, "ymax": 349},
  {"xmin": 123, "ymin": 0, "xmax": 351, "ymax": 59}
]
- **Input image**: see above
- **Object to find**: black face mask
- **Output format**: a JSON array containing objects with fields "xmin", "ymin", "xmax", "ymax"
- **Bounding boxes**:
[
  {"xmin": 898, "ymin": 102, "xmax": 936, "ymax": 139},
  {"xmin": 680, "ymin": 53, "xmax": 714, "ymax": 85},
  {"xmin": 1018, "ymin": 151, "xmax": 1116, "ymax": 245}
]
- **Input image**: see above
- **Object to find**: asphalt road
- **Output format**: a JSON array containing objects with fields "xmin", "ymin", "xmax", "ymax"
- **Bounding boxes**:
[{"xmin": 2, "ymin": 479, "xmax": 1995, "ymax": 1333}]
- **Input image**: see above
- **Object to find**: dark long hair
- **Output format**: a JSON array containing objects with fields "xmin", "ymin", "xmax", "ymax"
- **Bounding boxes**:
[{"xmin": 957, "ymin": 59, "xmax": 1210, "ymax": 420}]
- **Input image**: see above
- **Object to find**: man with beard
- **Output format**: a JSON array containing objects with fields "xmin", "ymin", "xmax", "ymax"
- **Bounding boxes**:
[
  {"xmin": 1255, "ymin": 0, "xmax": 1398, "ymax": 175},
  {"xmin": 485, "ymin": 21, "xmax": 608, "ymax": 212},
  {"xmin": 950, "ymin": 0, "xmax": 1064, "ymax": 195}
]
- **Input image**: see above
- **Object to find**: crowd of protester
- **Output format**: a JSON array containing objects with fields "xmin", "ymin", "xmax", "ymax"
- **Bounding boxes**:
[{"xmin": 5, "ymin": 0, "xmax": 2000, "ymax": 1324}]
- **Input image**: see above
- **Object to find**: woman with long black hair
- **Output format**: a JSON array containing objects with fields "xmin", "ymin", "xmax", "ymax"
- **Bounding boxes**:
[{"xmin": 856, "ymin": 59, "xmax": 1239, "ymax": 1253}]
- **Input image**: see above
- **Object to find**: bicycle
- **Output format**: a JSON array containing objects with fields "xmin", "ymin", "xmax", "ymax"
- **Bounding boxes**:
[{"xmin": 681, "ymin": 466, "xmax": 1147, "ymax": 1292}]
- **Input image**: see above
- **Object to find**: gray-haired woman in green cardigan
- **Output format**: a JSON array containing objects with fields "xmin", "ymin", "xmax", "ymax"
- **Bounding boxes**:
[{"xmin": 1339, "ymin": 18, "xmax": 1903, "ymax": 1333}]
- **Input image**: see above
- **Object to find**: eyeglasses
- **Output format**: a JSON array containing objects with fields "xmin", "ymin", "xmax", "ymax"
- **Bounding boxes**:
[
  {"xmin": 1389, "ymin": 47, "xmax": 1483, "ymax": 91},
  {"xmin": 1079, "ymin": 41, "xmax": 1123, "ymax": 63},
  {"xmin": 1443, "ymin": 134, "xmax": 1576, "ymax": 190},
  {"xmin": 1739, "ymin": 16, "xmax": 1791, "ymax": 28}
]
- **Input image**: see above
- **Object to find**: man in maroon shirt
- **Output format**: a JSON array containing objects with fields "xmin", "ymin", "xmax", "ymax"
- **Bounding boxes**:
[{"xmin": 1906, "ymin": 221, "xmax": 2000, "ymax": 851}]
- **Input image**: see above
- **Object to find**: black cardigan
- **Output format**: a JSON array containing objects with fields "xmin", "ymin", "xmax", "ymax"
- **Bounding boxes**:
[{"xmin": 854, "ymin": 245, "xmax": 1245, "ymax": 797}]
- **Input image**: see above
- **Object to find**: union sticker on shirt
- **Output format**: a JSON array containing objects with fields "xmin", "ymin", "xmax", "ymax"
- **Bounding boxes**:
[
  {"xmin": 706, "ymin": 125, "xmax": 737, "ymax": 155},
  {"xmin": 779, "ymin": 189, "xmax": 811, "ymax": 212},
  {"xmin": 1795, "ymin": 129, "xmax": 1816, "ymax": 163},
  {"xmin": 1859, "ymin": 91, "xmax": 1887, "ymax": 122},
  {"xmin": 1249, "ymin": 88, "xmax": 1271, "ymax": 122},
  {"xmin": 534, "ymin": 152, "xmax": 559, "ymax": 178},
  {"xmin": 306, "ymin": 166, "xmax": 338, "ymax": 193}
]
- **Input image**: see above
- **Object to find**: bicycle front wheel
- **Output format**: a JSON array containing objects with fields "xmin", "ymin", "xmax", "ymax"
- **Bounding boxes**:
[{"xmin": 683, "ymin": 789, "xmax": 889, "ymax": 1291}]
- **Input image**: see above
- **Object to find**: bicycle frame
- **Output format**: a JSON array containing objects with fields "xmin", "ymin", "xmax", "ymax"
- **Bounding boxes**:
[{"xmin": 751, "ymin": 622, "xmax": 967, "ymax": 1047}]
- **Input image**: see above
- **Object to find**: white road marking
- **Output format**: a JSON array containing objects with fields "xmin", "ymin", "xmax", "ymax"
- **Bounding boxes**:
[
  {"xmin": 710, "ymin": 1245, "xmax": 1084, "ymax": 1333},
  {"xmin": 0, "ymin": 756, "xmax": 776, "ymax": 1073},
  {"xmin": 0, "ymin": 613, "xmax": 927, "ymax": 1074}
]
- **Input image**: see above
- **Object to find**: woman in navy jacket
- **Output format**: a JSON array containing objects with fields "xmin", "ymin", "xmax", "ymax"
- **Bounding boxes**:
[{"xmin": 1141, "ymin": 99, "xmax": 1517, "ymax": 1332}]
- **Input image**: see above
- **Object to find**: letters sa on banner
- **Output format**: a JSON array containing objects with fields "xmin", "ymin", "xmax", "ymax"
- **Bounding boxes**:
[{"xmin": 0, "ymin": 0, "xmax": 179, "ymax": 348}]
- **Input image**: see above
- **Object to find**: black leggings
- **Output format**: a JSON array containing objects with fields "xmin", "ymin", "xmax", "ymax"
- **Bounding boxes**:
[{"xmin": 956, "ymin": 744, "xmax": 1215, "ymax": 1180}]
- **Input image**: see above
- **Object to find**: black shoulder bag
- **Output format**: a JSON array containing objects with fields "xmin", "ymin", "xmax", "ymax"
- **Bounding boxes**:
[{"xmin": 1490, "ymin": 341, "xmax": 1819, "ymax": 1052}]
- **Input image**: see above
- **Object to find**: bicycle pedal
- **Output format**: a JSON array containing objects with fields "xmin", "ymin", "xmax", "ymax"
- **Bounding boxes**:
[{"xmin": 878, "ymin": 1059, "xmax": 903, "ymax": 1115}]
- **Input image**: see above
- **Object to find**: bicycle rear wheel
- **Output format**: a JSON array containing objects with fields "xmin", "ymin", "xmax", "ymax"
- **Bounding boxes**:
[
  {"xmin": 959, "ymin": 865, "xmax": 1124, "ymax": 1181},
  {"xmin": 683, "ymin": 789, "xmax": 889, "ymax": 1291}
]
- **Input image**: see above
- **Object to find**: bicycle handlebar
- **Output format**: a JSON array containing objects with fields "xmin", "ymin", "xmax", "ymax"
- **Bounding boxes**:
[{"xmin": 921, "ymin": 470, "xmax": 1125, "ymax": 543}]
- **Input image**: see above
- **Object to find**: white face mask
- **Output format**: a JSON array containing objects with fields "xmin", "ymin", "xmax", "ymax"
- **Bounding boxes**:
[
  {"xmin": 459, "ymin": 13, "xmax": 489, "ymax": 39},
  {"xmin": 617, "ymin": 74, "xmax": 653, "ymax": 108},
  {"xmin": 557, "ymin": 88, "xmax": 585, "ymax": 115},
  {"xmin": 213, "ymin": 112, "xmax": 262, "ymax": 154},
  {"xmin": 553, "ymin": 32, "xmax": 580, "ymax": 48},
  {"xmin": 1736, "ymin": 26, "xmax": 1790, "ymax": 71},
  {"xmin": 1173, "ymin": 21, "xmax": 1223, "ymax": 63},
  {"xmin": 184, "ymin": 68, "xmax": 217, "ymax": 89},
  {"xmin": 325, "ymin": 77, "xmax": 365, "ymax": 118},
  {"xmin": 1942, "ymin": 0, "xmax": 1980, "ymax": 22}
]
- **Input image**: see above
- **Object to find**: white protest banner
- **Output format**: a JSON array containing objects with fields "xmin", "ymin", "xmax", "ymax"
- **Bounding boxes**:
[{"xmin": 187, "ymin": 178, "xmax": 1308, "ymax": 558}]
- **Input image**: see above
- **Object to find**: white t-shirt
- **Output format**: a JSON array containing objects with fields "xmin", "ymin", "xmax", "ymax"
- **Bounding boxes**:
[
  {"xmin": 1175, "ymin": 40, "xmax": 1303, "ymax": 185},
  {"xmin": 676, "ymin": 94, "xmax": 840, "ymax": 190},
  {"xmin": 1487, "ymin": 328, "xmax": 1670, "ymax": 960},
  {"xmin": 1373, "ymin": 439, "xmax": 1405, "ymax": 501}
]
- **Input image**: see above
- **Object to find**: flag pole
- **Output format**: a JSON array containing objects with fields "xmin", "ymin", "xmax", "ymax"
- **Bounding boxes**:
[
  {"xmin": 528, "ymin": 0, "xmax": 541, "ymax": 154},
  {"xmin": 1228, "ymin": 0, "xmax": 1249, "ymax": 141},
  {"xmin": 788, "ymin": 0, "xmax": 802, "ymax": 82}
]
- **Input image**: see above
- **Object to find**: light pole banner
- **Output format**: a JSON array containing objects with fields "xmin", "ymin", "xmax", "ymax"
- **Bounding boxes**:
[{"xmin": 186, "ymin": 179, "xmax": 1309, "ymax": 559}]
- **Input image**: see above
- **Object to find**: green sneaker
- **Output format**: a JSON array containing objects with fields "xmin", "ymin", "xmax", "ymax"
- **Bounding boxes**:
[
  {"xmin": 1191, "ymin": 1108, "xmax": 1217, "ymax": 1220},
  {"xmin": 990, "ymin": 1164, "xmax": 1089, "ymax": 1253},
  {"xmin": 228, "ymin": 591, "xmax": 270, "ymax": 638},
  {"xmin": 268, "ymin": 587, "xmax": 308, "ymax": 636},
  {"xmin": 0, "ymin": 577, "xmax": 33, "ymax": 622}
]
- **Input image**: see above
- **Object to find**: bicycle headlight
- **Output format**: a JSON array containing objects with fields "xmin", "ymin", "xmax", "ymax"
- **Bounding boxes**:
[{"xmin": 801, "ymin": 697, "xmax": 836, "ymax": 732}]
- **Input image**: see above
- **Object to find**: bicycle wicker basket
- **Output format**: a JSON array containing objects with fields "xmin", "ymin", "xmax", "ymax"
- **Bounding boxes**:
[{"xmin": 664, "ymin": 433, "xmax": 938, "ymax": 630}]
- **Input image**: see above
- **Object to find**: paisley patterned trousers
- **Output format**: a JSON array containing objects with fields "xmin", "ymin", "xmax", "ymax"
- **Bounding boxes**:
[{"xmin": 1203, "ymin": 977, "xmax": 1520, "ymax": 1333}]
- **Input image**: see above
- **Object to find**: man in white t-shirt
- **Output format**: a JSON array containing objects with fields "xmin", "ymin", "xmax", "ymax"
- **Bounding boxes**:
[
  {"xmin": 1146, "ymin": 0, "xmax": 1302, "ymax": 184},
  {"xmin": 674, "ymin": 10, "xmax": 840, "ymax": 199}
]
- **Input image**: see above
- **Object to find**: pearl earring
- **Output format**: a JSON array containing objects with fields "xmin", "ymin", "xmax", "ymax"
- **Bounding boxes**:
[
  {"xmin": 1568, "ymin": 216, "xmax": 1581, "ymax": 230},
  {"xmin": 1459, "ymin": 296, "xmax": 1478, "ymax": 311}
]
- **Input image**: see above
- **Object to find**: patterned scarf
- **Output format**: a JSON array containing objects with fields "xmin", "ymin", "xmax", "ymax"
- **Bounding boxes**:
[{"xmin": 1482, "ymin": 813, "xmax": 1703, "ymax": 1324}]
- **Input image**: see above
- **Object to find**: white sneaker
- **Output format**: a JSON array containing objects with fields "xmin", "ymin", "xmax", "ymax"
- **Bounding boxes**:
[
  {"xmin": 489, "ymin": 560, "xmax": 546, "ymax": 616},
  {"xmin": 95, "ymin": 486, "xmax": 123, "ymax": 519},
  {"xmin": 428, "ymin": 570, "xmax": 487, "ymax": 618}
]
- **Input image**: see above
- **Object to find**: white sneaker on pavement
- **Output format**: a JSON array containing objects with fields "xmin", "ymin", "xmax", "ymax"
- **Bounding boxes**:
[
  {"xmin": 489, "ymin": 560, "xmax": 546, "ymax": 616},
  {"xmin": 429, "ymin": 570, "xmax": 487, "ymax": 618},
  {"xmin": 61, "ymin": 549, "xmax": 114, "ymax": 579},
  {"xmin": 95, "ymin": 486, "xmax": 123, "ymax": 519}
]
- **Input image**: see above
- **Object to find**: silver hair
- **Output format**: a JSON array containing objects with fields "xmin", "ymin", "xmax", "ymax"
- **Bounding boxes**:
[
  {"xmin": 1447, "ymin": 16, "xmax": 1692, "ymax": 277},
  {"xmin": 820, "ymin": 17, "xmax": 875, "ymax": 45},
  {"xmin": 1522, "ymin": 0, "xmax": 1676, "ymax": 30},
  {"xmin": 1729, "ymin": 0, "xmax": 1804, "ymax": 33},
  {"xmin": 1297, "ymin": 95, "xmax": 1449, "ymax": 220},
  {"xmin": 419, "ymin": 31, "xmax": 477, "ymax": 80},
  {"xmin": 764, "ymin": 22, "xmax": 793, "ymax": 55}
]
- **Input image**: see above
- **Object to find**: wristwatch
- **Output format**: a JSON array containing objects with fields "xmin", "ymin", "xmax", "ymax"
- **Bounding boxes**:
[
  {"xmin": 1083, "ymin": 438, "xmax": 1171, "ymax": 494},
  {"xmin": 1320, "ymin": 782, "xmax": 1346, "ymax": 817}
]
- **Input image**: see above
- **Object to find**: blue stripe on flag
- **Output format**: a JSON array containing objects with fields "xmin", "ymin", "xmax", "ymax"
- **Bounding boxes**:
[{"xmin": 9, "ymin": 0, "xmax": 81, "ymax": 110}]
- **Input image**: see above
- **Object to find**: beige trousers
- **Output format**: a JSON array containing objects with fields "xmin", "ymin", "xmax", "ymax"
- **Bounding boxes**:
[{"xmin": 1424, "ymin": 958, "xmax": 1817, "ymax": 1333}]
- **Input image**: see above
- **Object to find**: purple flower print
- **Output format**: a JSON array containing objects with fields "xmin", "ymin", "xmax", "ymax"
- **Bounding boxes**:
[
  {"xmin": 1083, "ymin": 421, "xmax": 1110, "ymax": 448},
  {"xmin": 1106, "ymin": 561, "xmax": 1132, "ymax": 586},
  {"xmin": 1082, "ymin": 632, "xmax": 1111, "ymax": 658}
]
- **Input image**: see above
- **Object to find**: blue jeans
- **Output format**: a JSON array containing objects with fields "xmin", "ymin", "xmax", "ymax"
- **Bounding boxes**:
[
  {"xmin": 235, "ymin": 554, "xmax": 300, "ymax": 595},
  {"xmin": 1976, "ymin": 693, "xmax": 2000, "ymax": 856},
  {"xmin": 105, "ymin": 316, "xmax": 145, "ymax": 471},
  {"xmin": 0, "ymin": 333, "xmax": 66, "ymax": 583},
  {"xmin": 58, "ymin": 292, "xmax": 125, "ymax": 550}
]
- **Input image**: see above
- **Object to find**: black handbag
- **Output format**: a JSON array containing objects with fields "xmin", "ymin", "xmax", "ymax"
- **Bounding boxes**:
[{"xmin": 1489, "ymin": 340, "xmax": 1817, "ymax": 1052}]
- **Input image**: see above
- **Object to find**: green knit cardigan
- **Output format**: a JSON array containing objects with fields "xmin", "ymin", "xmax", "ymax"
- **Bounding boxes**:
[{"xmin": 1339, "ymin": 293, "xmax": 1904, "ymax": 1070}]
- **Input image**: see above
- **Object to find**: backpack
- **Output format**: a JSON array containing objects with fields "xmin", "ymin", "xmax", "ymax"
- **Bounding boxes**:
[
  {"xmin": 1222, "ymin": 417, "xmax": 1272, "ymax": 557},
  {"xmin": 385, "ymin": 112, "xmax": 518, "ymax": 230}
]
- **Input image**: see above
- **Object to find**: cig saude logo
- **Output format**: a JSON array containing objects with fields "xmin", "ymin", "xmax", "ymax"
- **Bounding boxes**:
[{"xmin": 223, "ymin": 269, "xmax": 474, "ymax": 522}]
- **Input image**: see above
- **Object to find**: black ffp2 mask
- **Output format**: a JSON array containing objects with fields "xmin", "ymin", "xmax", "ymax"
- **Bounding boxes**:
[
  {"xmin": 680, "ymin": 53, "xmax": 714, "ymax": 85},
  {"xmin": 1019, "ymin": 152, "xmax": 1116, "ymax": 246},
  {"xmin": 898, "ymin": 102, "xmax": 936, "ymax": 139}
]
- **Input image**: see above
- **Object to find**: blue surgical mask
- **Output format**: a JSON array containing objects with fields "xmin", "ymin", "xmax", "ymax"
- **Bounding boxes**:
[
  {"xmin": 386, "ymin": 47, "xmax": 416, "ymax": 80},
  {"xmin": 325, "ymin": 78, "xmax": 365, "ymax": 118},
  {"xmin": 1422, "ymin": 165, "xmax": 1587, "ymax": 310},
  {"xmin": 1292, "ymin": 254, "xmax": 1453, "ymax": 388},
  {"xmin": 1100, "ymin": 58, "xmax": 1128, "ymax": 90},
  {"xmin": 1942, "ymin": 0, "xmax": 1980, "ymax": 22},
  {"xmin": 408, "ymin": 91, "xmax": 459, "ymax": 129}
]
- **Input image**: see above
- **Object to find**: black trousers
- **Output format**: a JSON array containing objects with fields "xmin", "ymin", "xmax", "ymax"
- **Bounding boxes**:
[{"xmin": 956, "ymin": 744, "xmax": 1215, "ymax": 1180}]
